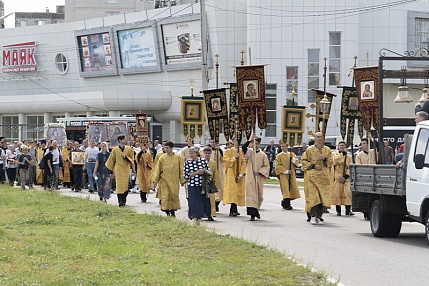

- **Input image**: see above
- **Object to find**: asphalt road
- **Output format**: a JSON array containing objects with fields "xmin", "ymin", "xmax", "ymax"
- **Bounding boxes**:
[{"xmin": 52, "ymin": 183, "xmax": 429, "ymax": 286}]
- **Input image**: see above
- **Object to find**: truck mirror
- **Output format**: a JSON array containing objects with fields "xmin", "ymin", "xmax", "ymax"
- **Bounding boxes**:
[{"xmin": 414, "ymin": 154, "xmax": 425, "ymax": 169}]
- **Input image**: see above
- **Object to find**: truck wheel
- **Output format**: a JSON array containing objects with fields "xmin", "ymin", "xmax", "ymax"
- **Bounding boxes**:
[
  {"xmin": 425, "ymin": 211, "xmax": 429, "ymax": 246},
  {"xmin": 370, "ymin": 200, "xmax": 388, "ymax": 237},
  {"xmin": 386, "ymin": 214, "xmax": 402, "ymax": 238}
]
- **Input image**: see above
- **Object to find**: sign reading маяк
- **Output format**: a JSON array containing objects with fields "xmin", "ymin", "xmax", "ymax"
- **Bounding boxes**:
[{"xmin": 2, "ymin": 41, "xmax": 37, "ymax": 73}]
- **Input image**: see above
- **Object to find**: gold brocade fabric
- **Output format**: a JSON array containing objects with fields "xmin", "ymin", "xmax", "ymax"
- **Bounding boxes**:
[
  {"xmin": 105, "ymin": 146, "xmax": 134, "ymax": 194},
  {"xmin": 208, "ymin": 159, "xmax": 221, "ymax": 217},
  {"xmin": 330, "ymin": 152, "xmax": 352, "ymax": 206},
  {"xmin": 61, "ymin": 148, "xmax": 71, "ymax": 183},
  {"xmin": 36, "ymin": 148, "xmax": 45, "ymax": 184},
  {"xmin": 301, "ymin": 145, "xmax": 333, "ymax": 209},
  {"xmin": 244, "ymin": 149, "xmax": 269, "ymax": 209},
  {"xmin": 152, "ymin": 153, "xmax": 186, "ymax": 211},
  {"xmin": 222, "ymin": 147, "xmax": 247, "ymax": 206},
  {"xmin": 136, "ymin": 151, "xmax": 154, "ymax": 193},
  {"xmin": 275, "ymin": 152, "xmax": 301, "ymax": 200},
  {"xmin": 211, "ymin": 149, "xmax": 224, "ymax": 202},
  {"xmin": 151, "ymin": 152, "xmax": 165, "ymax": 199}
]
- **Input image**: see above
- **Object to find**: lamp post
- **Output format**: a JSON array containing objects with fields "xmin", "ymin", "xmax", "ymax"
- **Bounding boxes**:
[{"xmin": 320, "ymin": 94, "xmax": 330, "ymax": 137}]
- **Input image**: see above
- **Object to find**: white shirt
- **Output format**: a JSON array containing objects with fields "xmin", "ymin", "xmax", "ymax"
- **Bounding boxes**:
[
  {"xmin": 85, "ymin": 146, "xmax": 99, "ymax": 163},
  {"xmin": 45, "ymin": 147, "xmax": 61, "ymax": 165}
]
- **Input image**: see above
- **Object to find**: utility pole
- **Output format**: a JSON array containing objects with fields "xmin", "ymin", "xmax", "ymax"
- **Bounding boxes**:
[{"xmin": 200, "ymin": 0, "xmax": 209, "ymax": 91}]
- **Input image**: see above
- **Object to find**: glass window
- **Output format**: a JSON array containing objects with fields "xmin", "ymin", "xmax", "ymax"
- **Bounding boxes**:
[
  {"xmin": 329, "ymin": 46, "xmax": 341, "ymax": 58},
  {"xmin": 415, "ymin": 18, "xmax": 429, "ymax": 51},
  {"xmin": 329, "ymin": 32, "xmax": 341, "ymax": 45},
  {"xmin": 20, "ymin": 20, "xmax": 27, "ymax": 27},
  {"xmin": 308, "ymin": 63, "xmax": 319, "ymax": 76},
  {"xmin": 37, "ymin": 20, "xmax": 46, "ymax": 26},
  {"xmin": 286, "ymin": 66, "xmax": 298, "ymax": 105},
  {"xmin": 55, "ymin": 53, "xmax": 69, "ymax": 74},
  {"xmin": 1, "ymin": 116, "xmax": 19, "ymax": 141},
  {"xmin": 264, "ymin": 83, "xmax": 277, "ymax": 138},
  {"xmin": 26, "ymin": 116, "xmax": 44, "ymax": 141},
  {"xmin": 265, "ymin": 125, "xmax": 276, "ymax": 138},
  {"xmin": 286, "ymin": 66, "xmax": 298, "ymax": 79},
  {"xmin": 329, "ymin": 73, "xmax": 340, "ymax": 86},
  {"xmin": 265, "ymin": 98, "xmax": 276, "ymax": 110},
  {"xmin": 106, "ymin": 0, "xmax": 119, "ymax": 3},
  {"xmin": 308, "ymin": 77, "xmax": 319, "ymax": 89},
  {"xmin": 329, "ymin": 59, "xmax": 340, "ymax": 73}
]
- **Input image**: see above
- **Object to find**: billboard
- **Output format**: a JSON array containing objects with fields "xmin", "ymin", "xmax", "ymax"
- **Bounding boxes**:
[
  {"xmin": 2, "ymin": 41, "xmax": 37, "ymax": 73},
  {"xmin": 161, "ymin": 19, "xmax": 201, "ymax": 65},
  {"xmin": 117, "ymin": 27, "xmax": 158, "ymax": 69},
  {"xmin": 75, "ymin": 28, "xmax": 118, "ymax": 77}
]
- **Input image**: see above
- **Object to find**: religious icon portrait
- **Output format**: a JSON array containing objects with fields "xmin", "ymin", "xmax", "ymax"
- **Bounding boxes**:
[
  {"xmin": 348, "ymin": 97, "xmax": 359, "ymax": 110},
  {"xmin": 187, "ymin": 105, "xmax": 199, "ymax": 118},
  {"xmin": 211, "ymin": 98, "xmax": 221, "ymax": 112},
  {"xmin": 108, "ymin": 123, "xmax": 127, "ymax": 147},
  {"xmin": 243, "ymin": 80, "xmax": 259, "ymax": 100},
  {"xmin": 71, "ymin": 151, "xmax": 85, "ymax": 165},
  {"xmin": 87, "ymin": 124, "xmax": 107, "ymax": 144},
  {"xmin": 360, "ymin": 81, "xmax": 375, "ymax": 101},
  {"xmin": 47, "ymin": 127, "xmax": 64, "ymax": 146}
]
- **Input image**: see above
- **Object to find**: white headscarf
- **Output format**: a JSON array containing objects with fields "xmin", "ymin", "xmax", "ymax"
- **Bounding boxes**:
[{"xmin": 101, "ymin": 141, "xmax": 109, "ymax": 151}]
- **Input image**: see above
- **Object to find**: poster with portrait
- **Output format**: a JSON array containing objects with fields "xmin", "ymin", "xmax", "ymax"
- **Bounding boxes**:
[
  {"xmin": 360, "ymin": 81, "xmax": 375, "ymax": 101},
  {"xmin": 44, "ymin": 123, "xmax": 66, "ymax": 147},
  {"xmin": 87, "ymin": 123, "xmax": 107, "ymax": 144},
  {"xmin": 71, "ymin": 151, "xmax": 85, "ymax": 165},
  {"xmin": 161, "ymin": 19, "xmax": 201, "ymax": 65},
  {"xmin": 76, "ymin": 28, "xmax": 117, "ymax": 77},
  {"xmin": 108, "ymin": 123, "xmax": 127, "ymax": 147}
]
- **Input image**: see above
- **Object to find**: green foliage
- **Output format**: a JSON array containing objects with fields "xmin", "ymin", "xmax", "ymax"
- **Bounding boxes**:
[{"xmin": 0, "ymin": 186, "xmax": 334, "ymax": 285}]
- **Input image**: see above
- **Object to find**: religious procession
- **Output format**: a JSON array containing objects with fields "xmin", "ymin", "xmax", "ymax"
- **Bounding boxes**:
[{"xmin": 0, "ymin": 59, "xmax": 397, "ymax": 227}]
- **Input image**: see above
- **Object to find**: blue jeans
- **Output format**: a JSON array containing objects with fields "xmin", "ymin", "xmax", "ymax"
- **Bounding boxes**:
[
  {"xmin": 86, "ymin": 163, "xmax": 96, "ymax": 190},
  {"xmin": 53, "ymin": 164, "xmax": 60, "ymax": 189}
]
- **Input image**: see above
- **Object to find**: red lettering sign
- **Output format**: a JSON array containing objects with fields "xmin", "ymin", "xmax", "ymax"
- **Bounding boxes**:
[{"xmin": 2, "ymin": 41, "xmax": 37, "ymax": 73}]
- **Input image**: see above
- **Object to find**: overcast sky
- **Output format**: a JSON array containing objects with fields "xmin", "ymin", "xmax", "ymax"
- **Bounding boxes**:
[{"xmin": 3, "ymin": 0, "xmax": 65, "ymax": 28}]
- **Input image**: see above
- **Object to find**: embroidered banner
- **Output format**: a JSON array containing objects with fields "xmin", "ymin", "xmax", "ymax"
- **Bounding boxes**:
[
  {"xmin": 135, "ymin": 113, "xmax": 148, "ymax": 144},
  {"xmin": 340, "ymin": 86, "xmax": 363, "ymax": 147},
  {"xmin": 354, "ymin": 66, "xmax": 380, "ymax": 133},
  {"xmin": 181, "ymin": 96, "xmax": 205, "ymax": 140},
  {"xmin": 228, "ymin": 83, "xmax": 248, "ymax": 144},
  {"xmin": 236, "ymin": 65, "xmax": 267, "ymax": 131},
  {"xmin": 281, "ymin": 106, "xmax": 306, "ymax": 146},
  {"xmin": 203, "ymin": 88, "xmax": 230, "ymax": 143}
]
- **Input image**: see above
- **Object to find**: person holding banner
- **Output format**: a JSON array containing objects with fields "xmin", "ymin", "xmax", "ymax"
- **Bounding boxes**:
[
  {"xmin": 241, "ymin": 133, "xmax": 270, "ymax": 221},
  {"xmin": 136, "ymin": 143, "xmax": 154, "ymax": 203},
  {"xmin": 223, "ymin": 136, "xmax": 247, "ymax": 217}
]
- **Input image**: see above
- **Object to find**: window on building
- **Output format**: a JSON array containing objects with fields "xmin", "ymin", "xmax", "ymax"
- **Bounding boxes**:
[
  {"xmin": 329, "ymin": 31, "xmax": 341, "ymax": 86},
  {"xmin": 52, "ymin": 115, "xmax": 65, "ymax": 123},
  {"xmin": 307, "ymin": 49, "xmax": 320, "ymax": 103},
  {"xmin": 106, "ymin": 0, "xmax": 119, "ymax": 3},
  {"xmin": 415, "ymin": 17, "xmax": 429, "ymax": 51},
  {"xmin": 27, "ymin": 116, "xmax": 44, "ymax": 141},
  {"xmin": 265, "ymin": 84, "xmax": 277, "ymax": 138},
  {"xmin": 286, "ymin": 66, "xmax": 298, "ymax": 106},
  {"xmin": 55, "ymin": 53, "xmax": 69, "ymax": 74},
  {"xmin": 37, "ymin": 20, "xmax": 46, "ymax": 26},
  {"xmin": 20, "ymin": 20, "xmax": 27, "ymax": 27},
  {"xmin": 2, "ymin": 116, "xmax": 19, "ymax": 141}
]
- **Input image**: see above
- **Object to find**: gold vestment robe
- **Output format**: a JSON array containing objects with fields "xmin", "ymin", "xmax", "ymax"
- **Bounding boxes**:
[
  {"xmin": 152, "ymin": 153, "xmax": 186, "ymax": 211},
  {"xmin": 330, "ymin": 151, "xmax": 352, "ymax": 206},
  {"xmin": 36, "ymin": 148, "xmax": 45, "ymax": 184},
  {"xmin": 105, "ymin": 145, "xmax": 134, "ymax": 194},
  {"xmin": 137, "ymin": 151, "xmax": 154, "ymax": 193},
  {"xmin": 223, "ymin": 147, "xmax": 247, "ymax": 206},
  {"xmin": 244, "ymin": 148, "xmax": 269, "ymax": 209},
  {"xmin": 355, "ymin": 149, "xmax": 377, "ymax": 164},
  {"xmin": 275, "ymin": 152, "xmax": 301, "ymax": 200},
  {"xmin": 152, "ymin": 152, "xmax": 165, "ymax": 199},
  {"xmin": 208, "ymin": 159, "xmax": 221, "ymax": 217},
  {"xmin": 62, "ymin": 148, "xmax": 71, "ymax": 183},
  {"xmin": 301, "ymin": 145, "xmax": 333, "ymax": 209}
]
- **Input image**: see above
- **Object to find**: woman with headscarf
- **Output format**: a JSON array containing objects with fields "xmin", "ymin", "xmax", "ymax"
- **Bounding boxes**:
[
  {"xmin": 183, "ymin": 146, "xmax": 211, "ymax": 221},
  {"xmin": 93, "ymin": 142, "xmax": 112, "ymax": 202}
]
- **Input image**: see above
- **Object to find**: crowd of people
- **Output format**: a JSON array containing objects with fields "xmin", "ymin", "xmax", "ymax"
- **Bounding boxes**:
[{"xmin": 1, "ymin": 109, "xmax": 427, "ymax": 224}]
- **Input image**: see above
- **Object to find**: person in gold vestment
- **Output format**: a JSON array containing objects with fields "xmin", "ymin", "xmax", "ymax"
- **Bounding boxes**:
[
  {"xmin": 105, "ymin": 135, "xmax": 135, "ymax": 207},
  {"xmin": 61, "ymin": 141, "xmax": 72, "ymax": 188},
  {"xmin": 331, "ymin": 141, "xmax": 354, "ymax": 216},
  {"xmin": 136, "ymin": 144, "xmax": 154, "ymax": 203},
  {"xmin": 35, "ymin": 140, "xmax": 46, "ymax": 185},
  {"xmin": 242, "ymin": 134, "xmax": 270, "ymax": 221},
  {"xmin": 152, "ymin": 142, "xmax": 166, "ymax": 203},
  {"xmin": 223, "ymin": 137, "xmax": 247, "ymax": 216},
  {"xmin": 275, "ymin": 141, "xmax": 301, "ymax": 210},
  {"xmin": 301, "ymin": 132, "xmax": 333, "ymax": 225},
  {"xmin": 152, "ymin": 141, "xmax": 186, "ymax": 217}
]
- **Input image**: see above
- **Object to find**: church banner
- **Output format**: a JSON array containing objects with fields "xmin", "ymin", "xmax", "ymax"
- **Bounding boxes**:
[
  {"xmin": 236, "ymin": 65, "xmax": 267, "ymax": 131},
  {"xmin": 136, "ymin": 113, "xmax": 148, "ymax": 144},
  {"xmin": 181, "ymin": 96, "xmax": 205, "ymax": 140},
  {"xmin": 281, "ymin": 106, "xmax": 305, "ymax": 146},
  {"xmin": 340, "ymin": 86, "xmax": 363, "ymax": 147},
  {"xmin": 203, "ymin": 88, "xmax": 230, "ymax": 143},
  {"xmin": 354, "ymin": 66, "xmax": 380, "ymax": 133}
]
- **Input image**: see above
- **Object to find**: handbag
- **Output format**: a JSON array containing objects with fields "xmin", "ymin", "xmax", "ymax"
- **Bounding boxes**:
[
  {"xmin": 39, "ymin": 155, "xmax": 46, "ymax": 169},
  {"xmin": 208, "ymin": 179, "xmax": 218, "ymax": 194}
]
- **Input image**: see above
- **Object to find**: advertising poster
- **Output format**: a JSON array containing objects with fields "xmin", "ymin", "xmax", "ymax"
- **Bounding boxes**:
[
  {"xmin": 77, "ymin": 32, "xmax": 114, "ymax": 72},
  {"xmin": 161, "ymin": 20, "xmax": 201, "ymax": 65},
  {"xmin": 118, "ymin": 27, "xmax": 158, "ymax": 69}
]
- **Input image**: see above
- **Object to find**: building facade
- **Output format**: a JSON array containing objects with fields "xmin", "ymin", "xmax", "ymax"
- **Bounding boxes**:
[
  {"xmin": 0, "ymin": 1, "xmax": 4, "ymax": 29},
  {"xmin": 1, "ymin": 0, "xmax": 429, "ymax": 144},
  {"xmin": 65, "ymin": 0, "xmax": 190, "ymax": 22},
  {"xmin": 15, "ymin": 6, "xmax": 65, "ymax": 27}
]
